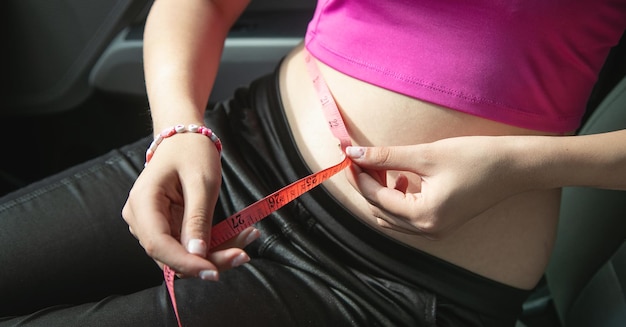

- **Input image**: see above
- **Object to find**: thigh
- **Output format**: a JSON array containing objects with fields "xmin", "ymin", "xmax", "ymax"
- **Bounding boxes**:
[
  {"xmin": 0, "ymin": 258, "xmax": 363, "ymax": 327},
  {"xmin": 175, "ymin": 259, "xmax": 354, "ymax": 327},
  {"xmin": 0, "ymin": 137, "xmax": 162, "ymax": 317}
]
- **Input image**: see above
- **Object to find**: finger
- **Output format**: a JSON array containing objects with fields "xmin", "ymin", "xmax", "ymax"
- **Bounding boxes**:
[
  {"xmin": 347, "ymin": 167, "xmax": 419, "ymax": 230},
  {"xmin": 375, "ymin": 217, "xmax": 422, "ymax": 235},
  {"xmin": 199, "ymin": 227, "xmax": 259, "ymax": 272},
  {"xmin": 346, "ymin": 145, "xmax": 423, "ymax": 172},
  {"xmin": 127, "ymin": 189, "xmax": 221, "ymax": 280},
  {"xmin": 345, "ymin": 162, "xmax": 364, "ymax": 190},
  {"xmin": 168, "ymin": 203, "xmax": 185, "ymax": 242},
  {"xmin": 168, "ymin": 228, "xmax": 257, "ymax": 274},
  {"xmin": 351, "ymin": 164, "xmax": 411, "ymax": 207},
  {"xmin": 364, "ymin": 167, "xmax": 387, "ymax": 186},
  {"xmin": 365, "ymin": 196, "xmax": 425, "ymax": 235},
  {"xmin": 178, "ymin": 175, "xmax": 220, "ymax": 258},
  {"xmin": 207, "ymin": 248, "xmax": 251, "ymax": 271},
  {"xmin": 142, "ymin": 225, "xmax": 220, "ymax": 280},
  {"xmin": 346, "ymin": 162, "xmax": 387, "ymax": 193},
  {"xmin": 352, "ymin": 167, "xmax": 431, "ymax": 222},
  {"xmin": 211, "ymin": 227, "xmax": 261, "ymax": 252}
]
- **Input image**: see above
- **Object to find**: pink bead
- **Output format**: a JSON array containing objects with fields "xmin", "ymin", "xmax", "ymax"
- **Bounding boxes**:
[
  {"xmin": 146, "ymin": 150, "xmax": 154, "ymax": 163},
  {"xmin": 161, "ymin": 127, "xmax": 176, "ymax": 138},
  {"xmin": 215, "ymin": 141, "xmax": 222, "ymax": 153}
]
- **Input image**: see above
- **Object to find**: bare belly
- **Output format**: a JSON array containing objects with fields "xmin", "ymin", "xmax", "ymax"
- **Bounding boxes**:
[{"xmin": 279, "ymin": 44, "xmax": 561, "ymax": 290}]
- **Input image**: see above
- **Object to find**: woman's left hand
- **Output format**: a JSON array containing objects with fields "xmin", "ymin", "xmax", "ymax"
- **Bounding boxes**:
[{"xmin": 344, "ymin": 136, "xmax": 531, "ymax": 239}]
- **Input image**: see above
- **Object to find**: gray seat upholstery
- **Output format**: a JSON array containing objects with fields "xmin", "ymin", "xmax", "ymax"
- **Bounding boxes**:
[
  {"xmin": 5, "ymin": 0, "xmax": 151, "ymax": 115},
  {"xmin": 518, "ymin": 76, "xmax": 626, "ymax": 327},
  {"xmin": 545, "ymin": 75, "xmax": 626, "ymax": 327}
]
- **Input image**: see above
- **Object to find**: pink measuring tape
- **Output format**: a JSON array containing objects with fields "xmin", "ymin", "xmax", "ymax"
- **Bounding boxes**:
[{"xmin": 163, "ymin": 50, "xmax": 352, "ymax": 326}]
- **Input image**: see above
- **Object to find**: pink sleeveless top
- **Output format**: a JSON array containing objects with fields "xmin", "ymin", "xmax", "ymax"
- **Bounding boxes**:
[{"xmin": 305, "ymin": 0, "xmax": 626, "ymax": 133}]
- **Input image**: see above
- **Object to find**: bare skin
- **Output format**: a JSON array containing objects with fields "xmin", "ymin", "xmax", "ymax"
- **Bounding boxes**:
[
  {"xmin": 123, "ymin": 0, "xmax": 626, "ymax": 291},
  {"xmin": 280, "ymin": 44, "xmax": 562, "ymax": 290}
]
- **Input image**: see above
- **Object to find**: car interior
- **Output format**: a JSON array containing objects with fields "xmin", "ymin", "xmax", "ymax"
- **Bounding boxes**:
[
  {"xmin": 3, "ymin": 1, "xmax": 625, "ymax": 326},
  {"xmin": 2, "ymin": 0, "xmax": 313, "ymax": 195}
]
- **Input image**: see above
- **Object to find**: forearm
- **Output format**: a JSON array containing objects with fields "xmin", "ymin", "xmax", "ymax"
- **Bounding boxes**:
[
  {"xmin": 516, "ymin": 129, "xmax": 626, "ymax": 191},
  {"xmin": 143, "ymin": 0, "xmax": 249, "ymax": 132}
]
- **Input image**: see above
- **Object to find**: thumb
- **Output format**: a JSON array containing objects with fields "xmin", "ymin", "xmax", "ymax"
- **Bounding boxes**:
[
  {"xmin": 179, "ymin": 178, "xmax": 219, "ymax": 259},
  {"xmin": 175, "ymin": 180, "xmax": 222, "ymax": 280},
  {"xmin": 346, "ymin": 145, "xmax": 422, "ymax": 172}
]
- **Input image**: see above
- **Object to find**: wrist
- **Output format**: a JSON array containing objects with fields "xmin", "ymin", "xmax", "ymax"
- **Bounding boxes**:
[
  {"xmin": 149, "ymin": 102, "xmax": 206, "ymax": 136},
  {"xmin": 152, "ymin": 116, "xmax": 206, "ymax": 137},
  {"xmin": 507, "ymin": 135, "xmax": 584, "ymax": 191},
  {"xmin": 500, "ymin": 135, "xmax": 561, "ymax": 192},
  {"xmin": 145, "ymin": 124, "xmax": 222, "ymax": 166}
]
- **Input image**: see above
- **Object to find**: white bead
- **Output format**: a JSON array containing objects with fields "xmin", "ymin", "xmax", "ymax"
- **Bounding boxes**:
[
  {"xmin": 188, "ymin": 124, "xmax": 199, "ymax": 132},
  {"xmin": 148, "ymin": 141, "xmax": 158, "ymax": 152}
]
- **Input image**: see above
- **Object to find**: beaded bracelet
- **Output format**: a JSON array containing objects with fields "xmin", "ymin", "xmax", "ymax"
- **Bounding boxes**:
[{"xmin": 145, "ymin": 124, "xmax": 222, "ymax": 165}]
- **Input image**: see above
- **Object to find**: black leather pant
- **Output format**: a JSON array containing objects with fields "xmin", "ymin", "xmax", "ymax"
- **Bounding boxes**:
[{"xmin": 0, "ymin": 71, "xmax": 529, "ymax": 327}]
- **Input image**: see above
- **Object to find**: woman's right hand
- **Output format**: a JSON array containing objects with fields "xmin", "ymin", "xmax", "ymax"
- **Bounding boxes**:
[{"xmin": 122, "ymin": 133, "xmax": 259, "ymax": 280}]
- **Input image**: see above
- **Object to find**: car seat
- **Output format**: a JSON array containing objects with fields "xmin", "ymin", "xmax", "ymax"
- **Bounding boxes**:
[
  {"xmin": 517, "ymin": 75, "xmax": 626, "ymax": 327},
  {"xmin": 5, "ymin": 0, "xmax": 152, "ymax": 115}
]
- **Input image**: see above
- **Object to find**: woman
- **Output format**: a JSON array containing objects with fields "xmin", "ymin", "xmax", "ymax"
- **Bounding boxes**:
[{"xmin": 2, "ymin": 0, "xmax": 625, "ymax": 326}]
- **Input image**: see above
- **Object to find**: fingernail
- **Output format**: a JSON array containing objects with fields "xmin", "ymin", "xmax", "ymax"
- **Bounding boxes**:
[
  {"xmin": 199, "ymin": 269, "xmax": 219, "ymax": 281},
  {"xmin": 232, "ymin": 252, "xmax": 250, "ymax": 268},
  {"xmin": 245, "ymin": 228, "xmax": 261, "ymax": 246},
  {"xmin": 346, "ymin": 146, "xmax": 364, "ymax": 159},
  {"xmin": 187, "ymin": 239, "xmax": 207, "ymax": 256}
]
